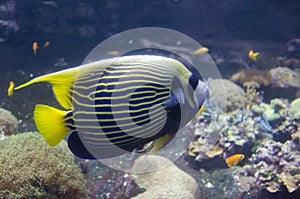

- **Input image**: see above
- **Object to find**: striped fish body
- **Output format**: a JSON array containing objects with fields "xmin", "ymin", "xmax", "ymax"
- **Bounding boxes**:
[
  {"xmin": 14, "ymin": 55, "xmax": 208, "ymax": 159},
  {"xmin": 68, "ymin": 56, "xmax": 197, "ymax": 158}
]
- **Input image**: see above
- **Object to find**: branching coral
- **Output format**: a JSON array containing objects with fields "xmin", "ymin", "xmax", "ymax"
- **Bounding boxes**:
[
  {"xmin": 0, "ymin": 132, "xmax": 88, "ymax": 199},
  {"xmin": 245, "ymin": 83, "xmax": 263, "ymax": 105}
]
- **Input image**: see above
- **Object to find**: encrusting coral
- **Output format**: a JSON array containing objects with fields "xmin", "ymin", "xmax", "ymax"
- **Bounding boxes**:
[{"xmin": 0, "ymin": 132, "xmax": 88, "ymax": 199}]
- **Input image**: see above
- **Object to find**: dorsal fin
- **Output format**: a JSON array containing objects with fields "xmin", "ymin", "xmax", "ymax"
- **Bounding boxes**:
[
  {"xmin": 14, "ymin": 59, "xmax": 114, "ymax": 109},
  {"xmin": 14, "ymin": 66, "xmax": 80, "ymax": 109}
]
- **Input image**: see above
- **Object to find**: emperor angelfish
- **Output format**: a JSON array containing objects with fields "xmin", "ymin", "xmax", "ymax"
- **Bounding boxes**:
[{"xmin": 14, "ymin": 55, "xmax": 208, "ymax": 159}]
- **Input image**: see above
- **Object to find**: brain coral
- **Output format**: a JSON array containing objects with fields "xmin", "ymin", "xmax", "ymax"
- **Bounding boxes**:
[
  {"xmin": 0, "ymin": 132, "xmax": 87, "ymax": 199},
  {"xmin": 208, "ymin": 79, "xmax": 248, "ymax": 112}
]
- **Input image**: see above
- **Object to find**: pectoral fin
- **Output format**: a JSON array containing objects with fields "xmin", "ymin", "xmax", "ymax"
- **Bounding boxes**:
[{"xmin": 148, "ymin": 134, "xmax": 172, "ymax": 154}]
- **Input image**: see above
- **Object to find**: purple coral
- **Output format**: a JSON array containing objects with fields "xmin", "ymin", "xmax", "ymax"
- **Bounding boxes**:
[{"xmin": 248, "ymin": 138, "xmax": 300, "ymax": 193}]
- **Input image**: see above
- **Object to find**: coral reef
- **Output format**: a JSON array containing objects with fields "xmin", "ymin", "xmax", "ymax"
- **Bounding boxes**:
[
  {"xmin": 276, "ymin": 57, "xmax": 299, "ymax": 68},
  {"xmin": 188, "ymin": 89, "xmax": 272, "ymax": 165},
  {"xmin": 287, "ymin": 38, "xmax": 300, "ymax": 53},
  {"xmin": 187, "ymin": 82, "xmax": 300, "ymax": 195},
  {"xmin": 252, "ymin": 98, "xmax": 288, "ymax": 122},
  {"xmin": 0, "ymin": 108, "xmax": 18, "ymax": 138},
  {"xmin": 196, "ymin": 166, "xmax": 257, "ymax": 199},
  {"xmin": 0, "ymin": 132, "xmax": 88, "ymax": 199},
  {"xmin": 230, "ymin": 67, "xmax": 300, "ymax": 88},
  {"xmin": 269, "ymin": 67, "xmax": 300, "ymax": 88},
  {"xmin": 208, "ymin": 79, "xmax": 248, "ymax": 112},
  {"xmin": 289, "ymin": 98, "xmax": 300, "ymax": 119},
  {"xmin": 77, "ymin": 159, "xmax": 144, "ymax": 199},
  {"xmin": 247, "ymin": 137, "xmax": 300, "ymax": 193},
  {"xmin": 230, "ymin": 69, "xmax": 271, "ymax": 86}
]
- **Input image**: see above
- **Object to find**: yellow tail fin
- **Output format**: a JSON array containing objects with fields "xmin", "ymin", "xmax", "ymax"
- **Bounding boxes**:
[
  {"xmin": 34, "ymin": 104, "xmax": 69, "ymax": 146},
  {"xmin": 14, "ymin": 67, "xmax": 80, "ymax": 109}
]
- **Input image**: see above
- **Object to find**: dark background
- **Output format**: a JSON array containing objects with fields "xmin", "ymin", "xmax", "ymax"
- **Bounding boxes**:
[{"xmin": 1, "ymin": 0, "xmax": 300, "ymax": 71}]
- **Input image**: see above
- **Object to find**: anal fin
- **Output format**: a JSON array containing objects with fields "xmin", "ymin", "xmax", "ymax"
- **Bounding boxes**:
[{"xmin": 68, "ymin": 131, "xmax": 96, "ymax": 159}]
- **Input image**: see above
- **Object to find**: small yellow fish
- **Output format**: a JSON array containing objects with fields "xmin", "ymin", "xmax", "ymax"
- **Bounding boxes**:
[
  {"xmin": 248, "ymin": 50, "xmax": 260, "ymax": 61},
  {"xmin": 225, "ymin": 154, "xmax": 245, "ymax": 167},
  {"xmin": 44, "ymin": 41, "xmax": 50, "ymax": 48},
  {"xmin": 33, "ymin": 42, "xmax": 38, "ymax": 55},
  {"xmin": 192, "ymin": 47, "xmax": 209, "ymax": 55},
  {"xmin": 7, "ymin": 81, "xmax": 15, "ymax": 97}
]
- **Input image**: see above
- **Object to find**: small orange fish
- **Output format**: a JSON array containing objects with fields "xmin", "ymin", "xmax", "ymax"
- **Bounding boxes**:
[
  {"xmin": 8, "ymin": 81, "xmax": 15, "ymax": 97},
  {"xmin": 44, "ymin": 41, "xmax": 50, "ymax": 48},
  {"xmin": 107, "ymin": 50, "xmax": 120, "ymax": 56},
  {"xmin": 225, "ymin": 154, "xmax": 245, "ymax": 167},
  {"xmin": 192, "ymin": 47, "xmax": 209, "ymax": 55},
  {"xmin": 248, "ymin": 50, "xmax": 260, "ymax": 61},
  {"xmin": 33, "ymin": 42, "xmax": 38, "ymax": 55}
]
